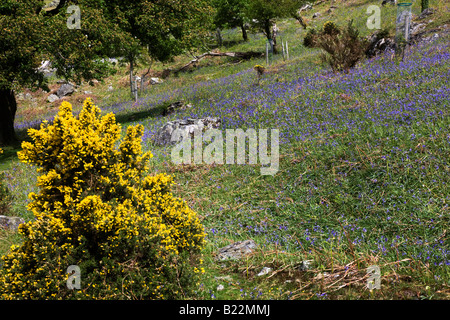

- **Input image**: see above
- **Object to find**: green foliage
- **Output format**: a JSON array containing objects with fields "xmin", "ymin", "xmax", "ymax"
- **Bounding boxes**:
[
  {"xmin": 212, "ymin": 0, "xmax": 249, "ymax": 29},
  {"xmin": 303, "ymin": 27, "xmax": 318, "ymax": 48},
  {"xmin": 421, "ymin": 0, "xmax": 429, "ymax": 12},
  {"xmin": 245, "ymin": 0, "xmax": 302, "ymax": 39},
  {"xmin": 0, "ymin": 0, "xmax": 46, "ymax": 90},
  {"xmin": 97, "ymin": 0, "xmax": 215, "ymax": 63},
  {"xmin": 0, "ymin": 99, "xmax": 206, "ymax": 299},
  {"xmin": 323, "ymin": 21, "xmax": 340, "ymax": 36}
]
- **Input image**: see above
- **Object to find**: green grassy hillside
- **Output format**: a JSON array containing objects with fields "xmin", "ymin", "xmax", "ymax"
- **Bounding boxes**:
[{"xmin": 1, "ymin": 0, "xmax": 449, "ymax": 300}]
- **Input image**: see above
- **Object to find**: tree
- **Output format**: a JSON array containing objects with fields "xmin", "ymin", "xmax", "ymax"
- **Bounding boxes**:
[
  {"xmin": 0, "ymin": 0, "xmax": 214, "ymax": 145},
  {"xmin": 245, "ymin": 0, "xmax": 304, "ymax": 53},
  {"xmin": 421, "ymin": 0, "xmax": 429, "ymax": 12},
  {"xmin": 0, "ymin": 0, "xmax": 125, "ymax": 145},
  {"xmin": 213, "ymin": 0, "xmax": 250, "ymax": 42},
  {"xmin": 98, "ymin": 0, "xmax": 215, "ymax": 98}
]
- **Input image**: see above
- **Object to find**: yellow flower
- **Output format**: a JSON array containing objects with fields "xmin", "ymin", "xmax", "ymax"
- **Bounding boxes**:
[
  {"xmin": 254, "ymin": 64, "xmax": 265, "ymax": 75},
  {"xmin": 1, "ymin": 98, "xmax": 205, "ymax": 300}
]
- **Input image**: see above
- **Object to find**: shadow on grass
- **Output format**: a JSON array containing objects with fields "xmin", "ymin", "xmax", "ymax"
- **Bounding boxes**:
[
  {"xmin": 0, "ymin": 144, "xmax": 22, "ymax": 170},
  {"xmin": 1, "ymin": 101, "xmax": 172, "ymax": 166},
  {"xmin": 113, "ymin": 103, "xmax": 169, "ymax": 125}
]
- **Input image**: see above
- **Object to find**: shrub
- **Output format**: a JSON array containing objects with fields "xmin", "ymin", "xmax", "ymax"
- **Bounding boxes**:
[
  {"xmin": 323, "ymin": 21, "xmax": 340, "ymax": 36},
  {"xmin": 254, "ymin": 64, "xmax": 265, "ymax": 85},
  {"xmin": 303, "ymin": 20, "xmax": 369, "ymax": 72},
  {"xmin": 0, "ymin": 99, "xmax": 206, "ymax": 299},
  {"xmin": 303, "ymin": 27, "xmax": 318, "ymax": 48}
]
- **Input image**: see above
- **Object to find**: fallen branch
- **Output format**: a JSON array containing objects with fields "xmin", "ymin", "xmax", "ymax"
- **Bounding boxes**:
[{"xmin": 164, "ymin": 51, "xmax": 263, "ymax": 75}]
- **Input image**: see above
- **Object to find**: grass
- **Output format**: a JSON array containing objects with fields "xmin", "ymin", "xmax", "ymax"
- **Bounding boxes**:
[{"xmin": 1, "ymin": 0, "xmax": 449, "ymax": 300}]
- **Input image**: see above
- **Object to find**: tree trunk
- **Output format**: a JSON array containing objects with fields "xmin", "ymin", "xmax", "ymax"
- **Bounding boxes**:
[
  {"xmin": 216, "ymin": 28, "xmax": 223, "ymax": 47},
  {"xmin": 421, "ymin": 0, "xmax": 429, "ymax": 12},
  {"xmin": 0, "ymin": 88, "xmax": 17, "ymax": 145},
  {"xmin": 240, "ymin": 23, "xmax": 248, "ymax": 42},
  {"xmin": 292, "ymin": 12, "xmax": 307, "ymax": 29},
  {"xmin": 263, "ymin": 20, "xmax": 278, "ymax": 54},
  {"xmin": 272, "ymin": 24, "xmax": 279, "ymax": 54},
  {"xmin": 129, "ymin": 59, "xmax": 136, "ymax": 100},
  {"xmin": 173, "ymin": 51, "xmax": 264, "ymax": 74}
]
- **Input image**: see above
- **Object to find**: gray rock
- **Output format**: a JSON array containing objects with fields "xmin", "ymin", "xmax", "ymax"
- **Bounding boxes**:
[
  {"xmin": 150, "ymin": 77, "xmax": 164, "ymax": 85},
  {"xmin": 153, "ymin": 117, "xmax": 221, "ymax": 146},
  {"xmin": 214, "ymin": 275, "xmax": 233, "ymax": 281},
  {"xmin": 24, "ymin": 93, "xmax": 33, "ymax": 101},
  {"xmin": 0, "ymin": 215, "xmax": 25, "ymax": 231},
  {"xmin": 43, "ymin": 0, "xmax": 60, "ymax": 11},
  {"xmin": 38, "ymin": 60, "xmax": 56, "ymax": 78},
  {"xmin": 47, "ymin": 94, "xmax": 59, "ymax": 103},
  {"xmin": 56, "ymin": 83, "xmax": 75, "ymax": 98},
  {"xmin": 163, "ymin": 101, "xmax": 193, "ymax": 116},
  {"xmin": 296, "ymin": 260, "xmax": 313, "ymax": 271},
  {"xmin": 299, "ymin": 4, "xmax": 313, "ymax": 12},
  {"xmin": 257, "ymin": 267, "xmax": 273, "ymax": 276},
  {"xmin": 312, "ymin": 12, "xmax": 321, "ymax": 19},
  {"xmin": 216, "ymin": 239, "xmax": 257, "ymax": 261},
  {"xmin": 109, "ymin": 58, "xmax": 119, "ymax": 64},
  {"xmin": 365, "ymin": 31, "xmax": 395, "ymax": 58},
  {"xmin": 418, "ymin": 8, "xmax": 434, "ymax": 20},
  {"xmin": 411, "ymin": 22, "xmax": 426, "ymax": 35}
]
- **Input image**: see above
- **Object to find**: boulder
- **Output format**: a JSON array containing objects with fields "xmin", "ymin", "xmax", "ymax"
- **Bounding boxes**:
[
  {"xmin": 257, "ymin": 267, "xmax": 273, "ymax": 276},
  {"xmin": 296, "ymin": 260, "xmax": 313, "ymax": 271},
  {"xmin": 43, "ymin": 0, "xmax": 60, "ymax": 11},
  {"xmin": 365, "ymin": 31, "xmax": 395, "ymax": 58},
  {"xmin": 47, "ymin": 94, "xmax": 59, "ymax": 103},
  {"xmin": 411, "ymin": 22, "xmax": 426, "ymax": 35},
  {"xmin": 150, "ymin": 77, "xmax": 164, "ymax": 85},
  {"xmin": 0, "ymin": 215, "xmax": 25, "ymax": 231},
  {"xmin": 153, "ymin": 117, "xmax": 221, "ymax": 146},
  {"xmin": 418, "ymin": 8, "xmax": 435, "ymax": 20},
  {"xmin": 216, "ymin": 239, "xmax": 257, "ymax": 261},
  {"xmin": 299, "ymin": 4, "xmax": 313, "ymax": 12},
  {"xmin": 56, "ymin": 83, "xmax": 75, "ymax": 98},
  {"xmin": 163, "ymin": 101, "xmax": 193, "ymax": 116},
  {"xmin": 38, "ymin": 60, "xmax": 56, "ymax": 78}
]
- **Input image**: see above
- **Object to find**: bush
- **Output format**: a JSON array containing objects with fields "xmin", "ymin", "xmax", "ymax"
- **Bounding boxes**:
[
  {"xmin": 303, "ymin": 20, "xmax": 368, "ymax": 72},
  {"xmin": 323, "ymin": 21, "xmax": 340, "ymax": 36},
  {"xmin": 0, "ymin": 99, "xmax": 206, "ymax": 299},
  {"xmin": 303, "ymin": 27, "xmax": 317, "ymax": 48}
]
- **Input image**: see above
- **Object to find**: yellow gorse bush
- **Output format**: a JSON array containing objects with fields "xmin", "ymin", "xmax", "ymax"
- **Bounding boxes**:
[
  {"xmin": 323, "ymin": 21, "xmax": 340, "ymax": 36},
  {"xmin": 0, "ymin": 98, "xmax": 205, "ymax": 299}
]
